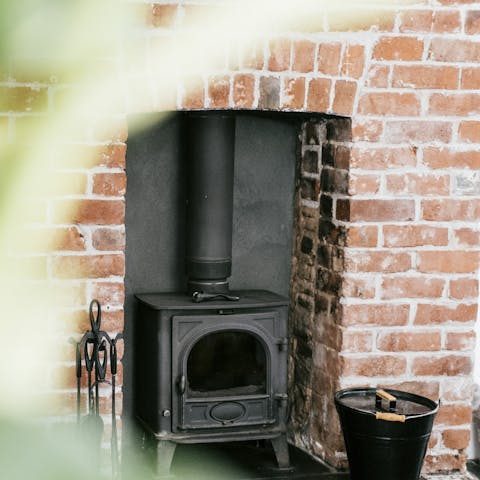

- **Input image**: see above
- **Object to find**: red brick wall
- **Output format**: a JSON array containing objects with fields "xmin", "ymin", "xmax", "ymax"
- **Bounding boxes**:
[{"xmin": 5, "ymin": 0, "xmax": 479, "ymax": 475}]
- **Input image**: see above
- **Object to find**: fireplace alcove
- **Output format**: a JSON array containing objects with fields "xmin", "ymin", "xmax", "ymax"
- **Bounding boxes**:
[{"xmin": 124, "ymin": 110, "xmax": 349, "ymax": 473}]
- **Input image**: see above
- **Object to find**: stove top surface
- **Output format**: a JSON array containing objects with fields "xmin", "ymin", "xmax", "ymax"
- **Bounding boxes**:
[{"xmin": 135, "ymin": 290, "xmax": 289, "ymax": 310}]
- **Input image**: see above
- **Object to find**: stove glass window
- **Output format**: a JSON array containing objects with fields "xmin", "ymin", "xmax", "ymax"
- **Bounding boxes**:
[{"xmin": 187, "ymin": 330, "xmax": 266, "ymax": 398}]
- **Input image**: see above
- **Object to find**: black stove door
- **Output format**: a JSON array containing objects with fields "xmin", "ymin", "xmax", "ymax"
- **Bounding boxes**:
[{"xmin": 171, "ymin": 311, "xmax": 286, "ymax": 432}]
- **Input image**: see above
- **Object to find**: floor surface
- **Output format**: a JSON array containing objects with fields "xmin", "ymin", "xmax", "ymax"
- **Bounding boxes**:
[{"xmin": 169, "ymin": 442, "xmax": 349, "ymax": 480}]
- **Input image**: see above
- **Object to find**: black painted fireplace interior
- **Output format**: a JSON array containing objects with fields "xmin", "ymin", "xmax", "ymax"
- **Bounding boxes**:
[
  {"xmin": 124, "ymin": 111, "xmax": 299, "ymax": 422},
  {"xmin": 123, "ymin": 110, "xmax": 311, "ymax": 474}
]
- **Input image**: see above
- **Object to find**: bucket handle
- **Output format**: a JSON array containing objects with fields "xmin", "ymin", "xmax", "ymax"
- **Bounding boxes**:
[
  {"xmin": 375, "ymin": 390, "xmax": 406, "ymax": 422},
  {"xmin": 375, "ymin": 412, "xmax": 406, "ymax": 423}
]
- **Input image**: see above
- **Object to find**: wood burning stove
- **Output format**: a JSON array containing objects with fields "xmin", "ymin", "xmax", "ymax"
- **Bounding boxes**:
[{"xmin": 133, "ymin": 112, "xmax": 291, "ymax": 475}]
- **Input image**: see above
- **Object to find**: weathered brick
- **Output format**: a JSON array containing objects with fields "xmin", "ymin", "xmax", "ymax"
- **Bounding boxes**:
[
  {"xmin": 429, "ymin": 93, "xmax": 480, "ymax": 116},
  {"xmin": 342, "ymin": 331, "xmax": 373, "ymax": 353},
  {"xmin": 182, "ymin": 75, "xmax": 205, "ymax": 109},
  {"xmin": 461, "ymin": 67, "xmax": 480, "ymax": 89},
  {"xmin": 412, "ymin": 355, "xmax": 472, "ymax": 377},
  {"xmin": 342, "ymin": 354, "xmax": 407, "ymax": 377},
  {"xmin": 373, "ymin": 36, "xmax": 424, "ymax": 61},
  {"xmin": 350, "ymin": 146, "xmax": 417, "ymax": 170},
  {"xmin": 419, "ymin": 251, "xmax": 479, "ymax": 274},
  {"xmin": 384, "ymin": 121, "xmax": 452, "ymax": 144},
  {"xmin": 347, "ymin": 226, "xmax": 378, "ymax": 248},
  {"xmin": 148, "ymin": 4, "xmax": 178, "ymax": 28},
  {"xmin": 302, "ymin": 150, "xmax": 319, "ymax": 174},
  {"xmin": 321, "ymin": 168, "xmax": 348, "ymax": 194},
  {"xmin": 424, "ymin": 453, "xmax": 466, "ymax": 474},
  {"xmin": 349, "ymin": 174, "xmax": 380, "ymax": 195},
  {"xmin": 377, "ymin": 331, "xmax": 441, "ymax": 352},
  {"xmin": 259, "ymin": 76, "xmax": 280, "ymax": 110},
  {"xmin": 386, "ymin": 173, "xmax": 449, "ymax": 196},
  {"xmin": 433, "ymin": 10, "xmax": 462, "ymax": 33},
  {"xmin": 383, "ymin": 225, "xmax": 448, "ymax": 248},
  {"xmin": 415, "ymin": 303, "xmax": 478, "ymax": 325},
  {"xmin": 423, "ymin": 147, "xmax": 480, "ymax": 169},
  {"xmin": 337, "ymin": 199, "xmax": 415, "ymax": 222},
  {"xmin": 399, "ymin": 10, "xmax": 433, "ymax": 32},
  {"xmin": 97, "ymin": 144, "xmax": 127, "ymax": 169},
  {"xmin": 351, "ymin": 119, "xmax": 383, "ymax": 142},
  {"xmin": 341, "ymin": 45, "xmax": 365, "ymax": 79},
  {"xmin": 300, "ymin": 177, "xmax": 319, "ymax": 201},
  {"xmin": 292, "ymin": 40, "xmax": 316, "ymax": 73},
  {"xmin": 326, "ymin": 116, "xmax": 351, "ymax": 140},
  {"xmin": 268, "ymin": 38, "xmax": 291, "ymax": 72},
  {"xmin": 52, "ymin": 200, "xmax": 125, "ymax": 225},
  {"xmin": 322, "ymin": 144, "xmax": 350, "ymax": 169},
  {"xmin": 52, "ymin": 254, "xmax": 125, "ymax": 279},
  {"xmin": 429, "ymin": 38, "xmax": 480, "ymax": 62},
  {"xmin": 208, "ymin": 75, "xmax": 230, "ymax": 108},
  {"xmin": 342, "ymin": 304, "xmax": 409, "ymax": 327},
  {"xmin": 446, "ymin": 331, "xmax": 476, "ymax": 351},
  {"xmin": 281, "ymin": 77, "xmax": 305, "ymax": 110},
  {"xmin": 453, "ymin": 228, "xmax": 480, "ymax": 247},
  {"xmin": 341, "ymin": 276, "xmax": 376, "ymax": 299},
  {"xmin": 332, "ymin": 80, "xmax": 356, "ymax": 116},
  {"xmin": 422, "ymin": 199, "xmax": 480, "ymax": 221},
  {"xmin": 435, "ymin": 404, "xmax": 472, "ymax": 425},
  {"xmin": 345, "ymin": 251, "xmax": 411, "ymax": 273},
  {"xmin": 92, "ymin": 227, "xmax": 125, "ymax": 251},
  {"xmin": 366, "ymin": 64, "xmax": 389, "ymax": 88},
  {"xmin": 307, "ymin": 78, "xmax": 331, "ymax": 112},
  {"xmin": 92, "ymin": 173, "xmax": 126, "ymax": 197},
  {"xmin": 458, "ymin": 121, "xmax": 480, "ymax": 143},
  {"xmin": 454, "ymin": 171, "xmax": 480, "ymax": 196},
  {"xmin": 233, "ymin": 74, "xmax": 255, "ymax": 108},
  {"xmin": 317, "ymin": 43, "xmax": 341, "ymax": 76},
  {"xmin": 303, "ymin": 121, "xmax": 327, "ymax": 146},
  {"xmin": 442, "ymin": 429, "xmax": 471, "ymax": 450},
  {"xmin": 91, "ymin": 281, "xmax": 125, "ymax": 307},
  {"xmin": 381, "ymin": 277, "xmax": 445, "ymax": 300},
  {"xmin": 450, "ymin": 278, "xmax": 479, "ymax": 300},
  {"xmin": 392, "ymin": 65, "xmax": 459, "ymax": 89},
  {"xmin": 442, "ymin": 378, "xmax": 473, "ymax": 403},
  {"xmin": 358, "ymin": 92, "xmax": 420, "ymax": 116},
  {"xmin": 466, "ymin": 10, "xmax": 480, "ymax": 35}
]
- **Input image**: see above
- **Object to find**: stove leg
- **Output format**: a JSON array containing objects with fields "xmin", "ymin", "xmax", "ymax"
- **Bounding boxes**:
[
  {"xmin": 155, "ymin": 440, "xmax": 176, "ymax": 478},
  {"xmin": 271, "ymin": 434, "xmax": 291, "ymax": 470}
]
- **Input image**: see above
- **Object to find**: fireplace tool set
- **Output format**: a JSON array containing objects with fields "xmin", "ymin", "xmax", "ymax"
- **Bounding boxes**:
[{"xmin": 71, "ymin": 299, "xmax": 123, "ymax": 477}]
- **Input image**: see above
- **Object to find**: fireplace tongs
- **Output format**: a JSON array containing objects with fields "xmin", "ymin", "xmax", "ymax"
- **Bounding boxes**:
[{"xmin": 192, "ymin": 291, "xmax": 240, "ymax": 303}]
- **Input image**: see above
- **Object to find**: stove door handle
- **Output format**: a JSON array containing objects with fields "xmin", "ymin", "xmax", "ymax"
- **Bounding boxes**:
[{"xmin": 177, "ymin": 375, "xmax": 186, "ymax": 395}]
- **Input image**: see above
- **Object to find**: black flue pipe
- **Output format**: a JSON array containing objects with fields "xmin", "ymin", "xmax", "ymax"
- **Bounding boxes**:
[{"xmin": 184, "ymin": 112, "xmax": 235, "ymax": 295}]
